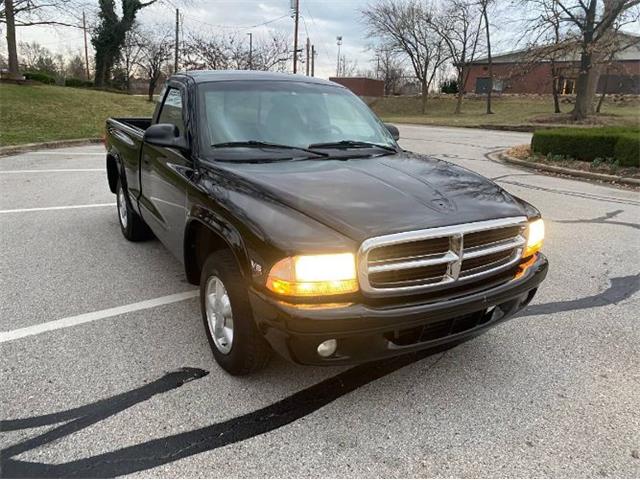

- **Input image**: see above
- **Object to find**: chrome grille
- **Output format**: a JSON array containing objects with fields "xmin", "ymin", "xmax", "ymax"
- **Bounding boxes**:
[{"xmin": 357, "ymin": 217, "xmax": 528, "ymax": 296}]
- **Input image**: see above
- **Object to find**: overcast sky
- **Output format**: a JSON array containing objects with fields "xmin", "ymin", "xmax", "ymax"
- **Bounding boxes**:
[
  {"xmin": 9, "ymin": 0, "xmax": 380, "ymax": 79},
  {"xmin": 6, "ymin": 0, "xmax": 639, "ymax": 79}
]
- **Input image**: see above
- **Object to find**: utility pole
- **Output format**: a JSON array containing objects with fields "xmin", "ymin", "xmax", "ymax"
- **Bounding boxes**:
[
  {"xmin": 311, "ymin": 44, "xmax": 315, "ymax": 77},
  {"xmin": 292, "ymin": 0, "xmax": 299, "ymax": 73},
  {"xmin": 305, "ymin": 37, "xmax": 310, "ymax": 76},
  {"xmin": 336, "ymin": 36, "xmax": 342, "ymax": 77},
  {"xmin": 82, "ymin": 11, "xmax": 90, "ymax": 81},
  {"xmin": 174, "ymin": 8, "xmax": 179, "ymax": 73},
  {"xmin": 247, "ymin": 32, "xmax": 253, "ymax": 70}
]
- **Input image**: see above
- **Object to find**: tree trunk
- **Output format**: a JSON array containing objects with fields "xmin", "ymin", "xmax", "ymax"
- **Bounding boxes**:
[
  {"xmin": 455, "ymin": 91, "xmax": 464, "ymax": 114},
  {"xmin": 147, "ymin": 81, "xmax": 154, "ymax": 101},
  {"xmin": 454, "ymin": 70, "xmax": 464, "ymax": 114},
  {"xmin": 421, "ymin": 79, "xmax": 427, "ymax": 114},
  {"xmin": 4, "ymin": 0, "xmax": 22, "ymax": 80},
  {"xmin": 551, "ymin": 61, "xmax": 561, "ymax": 114},
  {"xmin": 572, "ymin": 50, "xmax": 595, "ymax": 120},
  {"xmin": 596, "ymin": 66, "xmax": 610, "ymax": 113},
  {"xmin": 571, "ymin": 0, "xmax": 598, "ymax": 121},
  {"xmin": 482, "ymin": 4, "xmax": 493, "ymax": 115},
  {"xmin": 94, "ymin": 53, "xmax": 107, "ymax": 87}
]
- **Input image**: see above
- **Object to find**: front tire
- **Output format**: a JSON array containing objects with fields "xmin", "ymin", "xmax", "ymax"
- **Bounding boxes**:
[
  {"xmin": 116, "ymin": 179, "xmax": 152, "ymax": 241},
  {"xmin": 200, "ymin": 251, "xmax": 271, "ymax": 375}
]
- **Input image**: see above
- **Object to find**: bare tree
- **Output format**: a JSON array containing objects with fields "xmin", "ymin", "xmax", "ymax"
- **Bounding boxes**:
[
  {"xmin": 362, "ymin": 0, "xmax": 450, "ymax": 113},
  {"xmin": 519, "ymin": 0, "xmax": 568, "ymax": 113},
  {"xmin": 374, "ymin": 47, "xmax": 405, "ymax": 94},
  {"xmin": 478, "ymin": 0, "xmax": 495, "ymax": 114},
  {"xmin": 552, "ymin": 0, "xmax": 640, "ymax": 120},
  {"xmin": 428, "ymin": 0, "xmax": 483, "ymax": 113},
  {"xmin": 137, "ymin": 30, "xmax": 173, "ymax": 101},
  {"xmin": 18, "ymin": 41, "xmax": 48, "ymax": 70},
  {"xmin": 252, "ymin": 32, "xmax": 290, "ymax": 72},
  {"xmin": 182, "ymin": 30, "xmax": 289, "ymax": 73},
  {"xmin": 1, "ymin": 0, "xmax": 81, "ymax": 79},
  {"xmin": 66, "ymin": 54, "xmax": 87, "ymax": 78},
  {"xmin": 595, "ymin": 32, "xmax": 639, "ymax": 111},
  {"xmin": 182, "ymin": 33, "xmax": 229, "ymax": 71},
  {"xmin": 120, "ymin": 24, "xmax": 145, "ymax": 92}
]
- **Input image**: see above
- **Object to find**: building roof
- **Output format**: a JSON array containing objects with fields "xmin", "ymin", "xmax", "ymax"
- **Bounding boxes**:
[{"xmin": 470, "ymin": 31, "xmax": 640, "ymax": 64}]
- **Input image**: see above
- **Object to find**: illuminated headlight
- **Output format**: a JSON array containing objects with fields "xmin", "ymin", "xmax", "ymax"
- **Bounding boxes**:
[
  {"xmin": 266, "ymin": 253, "xmax": 359, "ymax": 297},
  {"xmin": 523, "ymin": 218, "xmax": 544, "ymax": 258}
]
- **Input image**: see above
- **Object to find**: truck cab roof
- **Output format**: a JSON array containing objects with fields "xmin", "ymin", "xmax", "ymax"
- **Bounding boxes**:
[{"xmin": 174, "ymin": 70, "xmax": 341, "ymax": 87}]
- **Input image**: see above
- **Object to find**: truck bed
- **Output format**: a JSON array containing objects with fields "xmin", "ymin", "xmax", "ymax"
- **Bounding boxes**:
[{"xmin": 108, "ymin": 117, "xmax": 153, "ymax": 133}]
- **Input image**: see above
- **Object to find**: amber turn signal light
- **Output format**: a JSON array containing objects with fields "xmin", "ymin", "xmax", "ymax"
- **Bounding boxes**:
[{"xmin": 266, "ymin": 253, "xmax": 359, "ymax": 297}]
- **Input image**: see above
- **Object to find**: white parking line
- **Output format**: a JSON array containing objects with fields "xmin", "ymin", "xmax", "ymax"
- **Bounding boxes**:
[
  {"xmin": 27, "ymin": 152, "xmax": 105, "ymax": 156},
  {"xmin": 0, "ymin": 169, "xmax": 105, "ymax": 174},
  {"xmin": 0, "ymin": 203, "xmax": 115, "ymax": 214},
  {"xmin": 0, "ymin": 290, "xmax": 199, "ymax": 343}
]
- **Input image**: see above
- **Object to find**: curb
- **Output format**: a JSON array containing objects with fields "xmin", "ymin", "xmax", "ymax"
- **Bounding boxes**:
[
  {"xmin": 0, "ymin": 138, "xmax": 102, "ymax": 157},
  {"xmin": 493, "ymin": 150, "xmax": 640, "ymax": 187}
]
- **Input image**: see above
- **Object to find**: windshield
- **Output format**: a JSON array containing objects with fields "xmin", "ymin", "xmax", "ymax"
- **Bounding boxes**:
[{"xmin": 197, "ymin": 80, "xmax": 396, "ymax": 158}]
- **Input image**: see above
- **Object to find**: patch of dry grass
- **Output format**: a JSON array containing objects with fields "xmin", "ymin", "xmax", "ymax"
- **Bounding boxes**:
[{"xmin": 0, "ymin": 83, "xmax": 155, "ymax": 146}]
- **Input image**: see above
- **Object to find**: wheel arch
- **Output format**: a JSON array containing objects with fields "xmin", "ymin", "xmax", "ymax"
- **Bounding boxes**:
[
  {"xmin": 183, "ymin": 213, "xmax": 250, "ymax": 286},
  {"xmin": 106, "ymin": 151, "xmax": 121, "ymax": 194}
]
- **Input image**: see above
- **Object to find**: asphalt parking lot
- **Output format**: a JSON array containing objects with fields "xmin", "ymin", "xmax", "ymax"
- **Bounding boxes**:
[{"xmin": 1, "ymin": 124, "xmax": 639, "ymax": 478}]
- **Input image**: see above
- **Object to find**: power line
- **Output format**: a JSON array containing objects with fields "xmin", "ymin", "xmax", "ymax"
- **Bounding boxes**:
[{"xmin": 180, "ymin": 12, "xmax": 289, "ymax": 32}]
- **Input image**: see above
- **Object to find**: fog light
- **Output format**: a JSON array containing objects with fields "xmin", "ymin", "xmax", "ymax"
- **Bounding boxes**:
[{"xmin": 317, "ymin": 339, "xmax": 337, "ymax": 357}]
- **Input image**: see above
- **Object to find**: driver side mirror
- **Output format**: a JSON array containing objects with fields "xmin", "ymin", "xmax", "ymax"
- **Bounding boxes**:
[
  {"xmin": 143, "ymin": 123, "xmax": 189, "ymax": 151},
  {"xmin": 385, "ymin": 123, "xmax": 400, "ymax": 141}
]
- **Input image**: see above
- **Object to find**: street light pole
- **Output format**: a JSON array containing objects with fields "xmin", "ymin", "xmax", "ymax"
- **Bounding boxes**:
[
  {"xmin": 336, "ymin": 36, "xmax": 342, "ymax": 77},
  {"xmin": 247, "ymin": 32, "xmax": 253, "ymax": 70}
]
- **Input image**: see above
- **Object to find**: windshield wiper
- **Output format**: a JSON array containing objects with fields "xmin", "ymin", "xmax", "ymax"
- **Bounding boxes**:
[
  {"xmin": 211, "ymin": 141, "xmax": 328, "ymax": 157},
  {"xmin": 308, "ymin": 140, "xmax": 397, "ymax": 153}
]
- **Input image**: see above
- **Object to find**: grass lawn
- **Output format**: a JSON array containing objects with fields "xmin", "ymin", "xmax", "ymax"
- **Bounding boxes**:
[
  {"xmin": 371, "ymin": 95, "xmax": 640, "ymax": 130},
  {"xmin": 0, "ymin": 83, "xmax": 155, "ymax": 146}
]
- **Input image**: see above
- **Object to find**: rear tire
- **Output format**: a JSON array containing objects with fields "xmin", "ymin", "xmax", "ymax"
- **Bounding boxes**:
[
  {"xmin": 200, "ymin": 251, "xmax": 272, "ymax": 375},
  {"xmin": 116, "ymin": 178, "xmax": 152, "ymax": 241}
]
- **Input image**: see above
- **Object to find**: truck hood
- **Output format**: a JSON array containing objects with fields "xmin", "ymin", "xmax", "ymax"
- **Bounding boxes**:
[{"xmin": 211, "ymin": 152, "xmax": 527, "ymax": 242}]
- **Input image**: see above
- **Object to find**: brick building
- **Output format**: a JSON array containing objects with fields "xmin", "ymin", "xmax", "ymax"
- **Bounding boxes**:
[
  {"xmin": 329, "ymin": 77, "xmax": 385, "ymax": 97},
  {"xmin": 463, "ymin": 32, "xmax": 640, "ymax": 95}
]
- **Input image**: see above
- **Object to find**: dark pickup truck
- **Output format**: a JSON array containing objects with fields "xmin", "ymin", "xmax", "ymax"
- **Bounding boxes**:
[{"xmin": 105, "ymin": 70, "xmax": 548, "ymax": 375}]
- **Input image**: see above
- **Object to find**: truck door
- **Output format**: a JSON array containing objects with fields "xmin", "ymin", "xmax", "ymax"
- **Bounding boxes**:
[{"xmin": 139, "ymin": 83, "xmax": 193, "ymax": 261}]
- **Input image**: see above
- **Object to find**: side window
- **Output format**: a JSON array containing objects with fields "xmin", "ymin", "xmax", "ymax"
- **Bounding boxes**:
[{"xmin": 157, "ymin": 88, "xmax": 185, "ymax": 135}]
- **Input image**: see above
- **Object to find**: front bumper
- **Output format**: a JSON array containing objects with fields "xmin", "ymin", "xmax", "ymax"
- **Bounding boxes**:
[{"xmin": 249, "ymin": 253, "xmax": 548, "ymax": 365}]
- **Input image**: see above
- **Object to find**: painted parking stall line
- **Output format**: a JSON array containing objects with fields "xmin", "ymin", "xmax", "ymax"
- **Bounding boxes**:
[
  {"xmin": 0, "ymin": 291, "xmax": 199, "ymax": 343},
  {"xmin": 0, "ymin": 203, "xmax": 116, "ymax": 214},
  {"xmin": 0, "ymin": 169, "xmax": 105, "ymax": 174}
]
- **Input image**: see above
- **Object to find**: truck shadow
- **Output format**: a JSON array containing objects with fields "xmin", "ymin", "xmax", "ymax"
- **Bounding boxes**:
[
  {"xmin": 2, "ymin": 273, "xmax": 638, "ymax": 478},
  {"xmin": 1, "ymin": 350, "xmax": 447, "ymax": 478}
]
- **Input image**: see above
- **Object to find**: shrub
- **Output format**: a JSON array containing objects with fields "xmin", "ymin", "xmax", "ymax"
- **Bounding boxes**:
[
  {"xmin": 64, "ymin": 77, "xmax": 94, "ymax": 88},
  {"xmin": 440, "ymin": 78, "xmax": 459, "ymax": 94},
  {"xmin": 532, "ymin": 127, "xmax": 639, "ymax": 167},
  {"xmin": 614, "ymin": 134, "xmax": 640, "ymax": 167},
  {"xmin": 23, "ymin": 71, "xmax": 56, "ymax": 84}
]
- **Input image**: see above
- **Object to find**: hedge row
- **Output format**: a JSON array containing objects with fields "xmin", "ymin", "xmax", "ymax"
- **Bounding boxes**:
[
  {"xmin": 23, "ymin": 71, "xmax": 56, "ymax": 84},
  {"xmin": 531, "ymin": 127, "xmax": 640, "ymax": 167},
  {"xmin": 64, "ymin": 77, "xmax": 94, "ymax": 88}
]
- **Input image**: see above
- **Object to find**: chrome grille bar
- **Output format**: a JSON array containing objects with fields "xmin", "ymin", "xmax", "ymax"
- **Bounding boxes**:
[
  {"xmin": 368, "ymin": 251, "xmax": 458, "ymax": 274},
  {"xmin": 357, "ymin": 216, "xmax": 528, "ymax": 297}
]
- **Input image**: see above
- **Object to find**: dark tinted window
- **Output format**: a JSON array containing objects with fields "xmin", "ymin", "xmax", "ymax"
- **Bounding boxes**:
[{"xmin": 158, "ymin": 88, "xmax": 185, "ymax": 135}]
